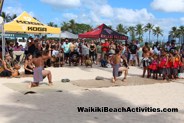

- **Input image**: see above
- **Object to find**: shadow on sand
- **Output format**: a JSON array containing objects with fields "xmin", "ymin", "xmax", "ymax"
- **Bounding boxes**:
[{"xmin": 0, "ymin": 90, "xmax": 182, "ymax": 123}]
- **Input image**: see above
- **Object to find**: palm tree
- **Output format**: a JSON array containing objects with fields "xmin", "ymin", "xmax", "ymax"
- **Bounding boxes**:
[
  {"xmin": 48, "ymin": 22, "xmax": 58, "ymax": 27},
  {"xmin": 145, "ymin": 23, "xmax": 154, "ymax": 43},
  {"xmin": 169, "ymin": 26, "xmax": 178, "ymax": 40},
  {"xmin": 178, "ymin": 26, "xmax": 184, "ymax": 45},
  {"xmin": 69, "ymin": 19, "xmax": 76, "ymax": 33},
  {"xmin": 153, "ymin": 26, "xmax": 163, "ymax": 42},
  {"xmin": 54, "ymin": 24, "xmax": 58, "ymax": 27},
  {"xmin": 48, "ymin": 22, "xmax": 54, "ymax": 27},
  {"xmin": 135, "ymin": 24, "xmax": 144, "ymax": 42},
  {"xmin": 108, "ymin": 25, "xmax": 112, "ymax": 29},
  {"xmin": 1, "ymin": 12, "xmax": 11, "ymax": 22},
  {"xmin": 10, "ymin": 14, "xmax": 17, "ymax": 21},
  {"xmin": 61, "ymin": 21, "xmax": 70, "ymax": 31},
  {"xmin": 128, "ymin": 26, "xmax": 136, "ymax": 41},
  {"xmin": 116, "ymin": 24, "xmax": 127, "ymax": 35}
]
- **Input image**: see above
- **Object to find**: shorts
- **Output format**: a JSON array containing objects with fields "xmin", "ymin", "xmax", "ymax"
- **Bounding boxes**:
[
  {"xmin": 161, "ymin": 68, "xmax": 170, "ymax": 75},
  {"xmin": 171, "ymin": 68, "xmax": 178, "ymax": 75},
  {"xmin": 142, "ymin": 58, "xmax": 150, "ymax": 67},
  {"xmin": 64, "ymin": 53, "xmax": 69, "ymax": 58},
  {"xmin": 130, "ymin": 54, "xmax": 137, "ymax": 61}
]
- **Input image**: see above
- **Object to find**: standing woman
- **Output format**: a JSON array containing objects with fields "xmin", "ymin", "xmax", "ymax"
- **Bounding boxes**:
[
  {"xmin": 24, "ymin": 54, "xmax": 34, "ymax": 74},
  {"xmin": 89, "ymin": 41, "xmax": 96, "ymax": 64},
  {"xmin": 96, "ymin": 42, "xmax": 102, "ymax": 65},
  {"xmin": 81, "ymin": 42, "xmax": 89, "ymax": 65}
]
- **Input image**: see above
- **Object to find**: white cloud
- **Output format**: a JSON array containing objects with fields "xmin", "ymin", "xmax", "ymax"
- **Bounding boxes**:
[
  {"xmin": 114, "ymin": 8, "xmax": 155, "ymax": 25},
  {"xmin": 151, "ymin": 0, "xmax": 184, "ymax": 12},
  {"xmin": 63, "ymin": 13, "xmax": 78, "ymax": 20},
  {"xmin": 40, "ymin": 0, "xmax": 81, "ymax": 8},
  {"xmin": 180, "ymin": 17, "xmax": 184, "ymax": 24},
  {"xmin": 99, "ymin": 4, "xmax": 114, "ymax": 18},
  {"xmin": 4, "ymin": 6, "xmax": 23, "ymax": 15}
]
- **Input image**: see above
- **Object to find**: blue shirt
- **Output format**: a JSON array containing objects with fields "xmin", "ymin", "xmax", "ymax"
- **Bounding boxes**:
[{"xmin": 62, "ymin": 43, "xmax": 70, "ymax": 53}]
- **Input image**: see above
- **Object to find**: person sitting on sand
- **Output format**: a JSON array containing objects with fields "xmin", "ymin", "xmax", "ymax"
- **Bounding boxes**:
[
  {"xmin": 0, "ymin": 53, "xmax": 16, "ymax": 77},
  {"xmin": 29, "ymin": 46, "xmax": 53, "ymax": 88},
  {"xmin": 111, "ymin": 49, "xmax": 121, "ymax": 83},
  {"xmin": 24, "ymin": 54, "xmax": 34, "ymax": 75}
]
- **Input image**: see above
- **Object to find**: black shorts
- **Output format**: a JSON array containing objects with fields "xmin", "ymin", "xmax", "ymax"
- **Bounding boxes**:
[
  {"xmin": 64, "ymin": 53, "xmax": 69, "ymax": 58},
  {"xmin": 142, "ymin": 58, "xmax": 150, "ymax": 67},
  {"xmin": 171, "ymin": 68, "xmax": 178, "ymax": 75}
]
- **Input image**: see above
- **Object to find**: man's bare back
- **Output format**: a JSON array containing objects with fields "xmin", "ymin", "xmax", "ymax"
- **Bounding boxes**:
[{"xmin": 29, "ymin": 50, "xmax": 52, "ymax": 88}]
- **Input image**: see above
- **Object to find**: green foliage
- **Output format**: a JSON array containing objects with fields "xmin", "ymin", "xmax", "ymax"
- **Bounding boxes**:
[
  {"xmin": 61, "ymin": 19, "xmax": 92, "ymax": 34},
  {"xmin": 1, "ymin": 12, "xmax": 17, "ymax": 23},
  {"xmin": 145, "ymin": 23, "xmax": 154, "ymax": 43},
  {"xmin": 47, "ymin": 22, "xmax": 58, "ymax": 27},
  {"xmin": 128, "ymin": 26, "xmax": 136, "ymax": 41},
  {"xmin": 116, "ymin": 24, "xmax": 127, "ymax": 35},
  {"xmin": 135, "ymin": 24, "xmax": 144, "ymax": 42},
  {"xmin": 153, "ymin": 26, "xmax": 163, "ymax": 42}
]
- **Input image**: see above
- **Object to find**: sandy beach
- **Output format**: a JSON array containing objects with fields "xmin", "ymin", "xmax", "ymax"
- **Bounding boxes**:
[{"xmin": 0, "ymin": 65, "xmax": 184, "ymax": 123}]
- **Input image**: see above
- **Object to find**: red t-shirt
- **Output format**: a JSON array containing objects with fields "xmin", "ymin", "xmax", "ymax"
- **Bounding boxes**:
[{"xmin": 102, "ymin": 42, "xmax": 109, "ymax": 52}]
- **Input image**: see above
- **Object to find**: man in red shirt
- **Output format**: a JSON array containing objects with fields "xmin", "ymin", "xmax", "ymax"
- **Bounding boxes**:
[{"xmin": 101, "ymin": 39, "xmax": 110, "ymax": 59}]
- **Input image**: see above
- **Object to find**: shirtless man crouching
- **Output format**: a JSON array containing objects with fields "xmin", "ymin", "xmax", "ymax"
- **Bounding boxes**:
[{"xmin": 29, "ymin": 47, "xmax": 53, "ymax": 88}]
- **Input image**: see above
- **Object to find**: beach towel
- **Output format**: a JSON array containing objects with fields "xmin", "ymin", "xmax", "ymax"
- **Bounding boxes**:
[{"xmin": 33, "ymin": 67, "xmax": 43, "ymax": 82}]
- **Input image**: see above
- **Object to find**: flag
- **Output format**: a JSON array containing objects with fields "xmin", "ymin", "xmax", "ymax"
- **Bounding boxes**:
[{"xmin": 0, "ymin": 0, "xmax": 4, "ymax": 14}]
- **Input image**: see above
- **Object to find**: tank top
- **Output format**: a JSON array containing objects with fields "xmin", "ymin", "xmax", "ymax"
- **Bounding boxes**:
[{"xmin": 90, "ymin": 45, "xmax": 95, "ymax": 50}]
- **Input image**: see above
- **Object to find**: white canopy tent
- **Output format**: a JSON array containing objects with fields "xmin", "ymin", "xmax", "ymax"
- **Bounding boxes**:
[{"xmin": 47, "ymin": 31, "xmax": 78, "ymax": 39}]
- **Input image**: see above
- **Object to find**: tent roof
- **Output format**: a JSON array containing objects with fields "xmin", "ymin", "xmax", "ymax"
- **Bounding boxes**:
[
  {"xmin": 4, "ymin": 11, "xmax": 61, "ymax": 34},
  {"xmin": 47, "ymin": 31, "xmax": 78, "ymax": 39},
  {"xmin": 78, "ymin": 24, "xmax": 128, "ymax": 40}
]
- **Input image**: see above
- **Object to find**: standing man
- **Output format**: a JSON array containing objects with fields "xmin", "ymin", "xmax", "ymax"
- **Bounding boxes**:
[
  {"xmin": 62, "ymin": 39, "xmax": 70, "ymax": 64},
  {"xmin": 152, "ymin": 42, "xmax": 160, "ymax": 55},
  {"xmin": 27, "ymin": 37, "xmax": 36, "ymax": 55},
  {"xmin": 69, "ymin": 40, "xmax": 77, "ymax": 66},
  {"xmin": 136, "ymin": 40, "xmax": 140, "ymax": 66},
  {"xmin": 101, "ymin": 39, "xmax": 110, "ymax": 60},
  {"xmin": 129, "ymin": 40, "xmax": 138, "ymax": 66}
]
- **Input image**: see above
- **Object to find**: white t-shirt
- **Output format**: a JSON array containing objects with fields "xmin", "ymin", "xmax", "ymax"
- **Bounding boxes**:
[{"xmin": 52, "ymin": 50, "xmax": 59, "ymax": 57}]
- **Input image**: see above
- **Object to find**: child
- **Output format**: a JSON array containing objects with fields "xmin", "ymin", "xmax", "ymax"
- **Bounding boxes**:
[
  {"xmin": 167, "ymin": 53, "xmax": 173, "ymax": 80},
  {"xmin": 111, "ymin": 49, "xmax": 121, "ymax": 83},
  {"xmin": 149, "ymin": 54, "xmax": 158, "ymax": 79},
  {"xmin": 159, "ymin": 50, "xmax": 168, "ymax": 80},
  {"xmin": 172, "ymin": 50, "xmax": 180, "ymax": 79},
  {"xmin": 85, "ymin": 55, "xmax": 92, "ymax": 68}
]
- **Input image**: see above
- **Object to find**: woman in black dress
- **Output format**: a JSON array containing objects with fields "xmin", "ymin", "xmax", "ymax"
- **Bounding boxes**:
[{"xmin": 24, "ymin": 54, "xmax": 34, "ymax": 74}]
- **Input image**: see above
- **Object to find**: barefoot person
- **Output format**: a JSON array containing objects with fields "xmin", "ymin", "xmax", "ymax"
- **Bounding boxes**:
[
  {"xmin": 119, "ymin": 55, "xmax": 129, "ymax": 81},
  {"xmin": 142, "ymin": 42, "xmax": 151, "ymax": 78},
  {"xmin": 111, "ymin": 49, "xmax": 121, "ymax": 83},
  {"xmin": 30, "ymin": 47, "xmax": 53, "ymax": 88}
]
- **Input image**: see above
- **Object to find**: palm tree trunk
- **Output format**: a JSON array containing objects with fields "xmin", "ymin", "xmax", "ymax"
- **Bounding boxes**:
[{"xmin": 149, "ymin": 31, "xmax": 150, "ymax": 43}]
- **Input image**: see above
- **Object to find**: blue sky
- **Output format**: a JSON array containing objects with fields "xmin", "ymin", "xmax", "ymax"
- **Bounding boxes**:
[{"xmin": 2, "ymin": 0, "xmax": 184, "ymax": 41}]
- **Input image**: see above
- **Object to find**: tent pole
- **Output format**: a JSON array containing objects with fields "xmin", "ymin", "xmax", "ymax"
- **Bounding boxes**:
[
  {"xmin": 59, "ymin": 33, "xmax": 61, "ymax": 67},
  {"xmin": 1, "ymin": 21, "xmax": 5, "ymax": 60}
]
